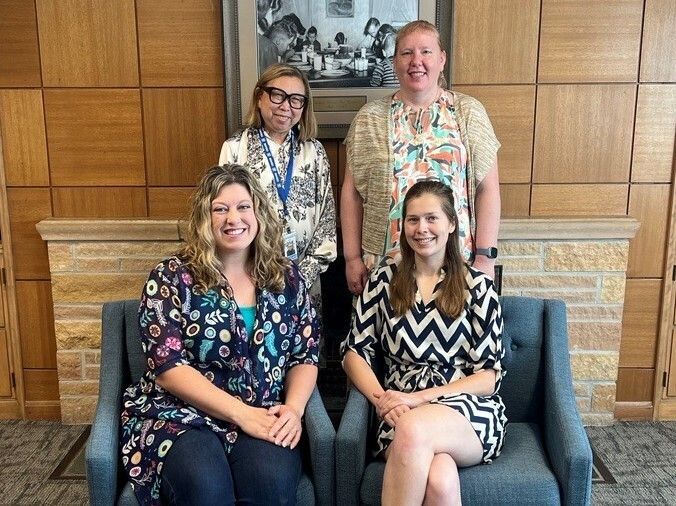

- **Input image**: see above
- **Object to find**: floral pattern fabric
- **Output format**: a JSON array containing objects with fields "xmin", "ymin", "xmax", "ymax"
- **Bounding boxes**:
[
  {"xmin": 219, "ymin": 128, "xmax": 337, "ymax": 290},
  {"xmin": 120, "ymin": 256, "xmax": 319, "ymax": 505},
  {"xmin": 384, "ymin": 91, "xmax": 472, "ymax": 260}
]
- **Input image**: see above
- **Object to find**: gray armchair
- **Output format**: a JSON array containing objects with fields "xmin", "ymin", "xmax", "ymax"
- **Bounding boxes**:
[
  {"xmin": 86, "ymin": 299, "xmax": 336, "ymax": 506},
  {"xmin": 336, "ymin": 296, "xmax": 592, "ymax": 505}
]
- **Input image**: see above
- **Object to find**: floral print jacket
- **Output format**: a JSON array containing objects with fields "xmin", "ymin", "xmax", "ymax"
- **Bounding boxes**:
[{"xmin": 120, "ymin": 256, "xmax": 319, "ymax": 505}]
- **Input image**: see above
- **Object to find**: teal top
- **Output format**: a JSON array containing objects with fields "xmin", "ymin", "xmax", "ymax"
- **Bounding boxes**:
[{"xmin": 240, "ymin": 305, "xmax": 256, "ymax": 337}]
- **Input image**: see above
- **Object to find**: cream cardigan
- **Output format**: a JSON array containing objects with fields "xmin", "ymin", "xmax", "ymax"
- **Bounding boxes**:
[{"xmin": 345, "ymin": 91, "xmax": 500, "ymax": 256}]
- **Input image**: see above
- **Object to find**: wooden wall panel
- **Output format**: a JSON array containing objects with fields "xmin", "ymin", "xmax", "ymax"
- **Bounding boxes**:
[
  {"xmin": 640, "ymin": 0, "xmax": 676, "ymax": 83},
  {"xmin": 616, "ymin": 367, "xmax": 655, "ymax": 402},
  {"xmin": 44, "ymin": 89, "xmax": 145, "ymax": 186},
  {"xmin": 52, "ymin": 187, "xmax": 148, "ymax": 218},
  {"xmin": 323, "ymin": 140, "xmax": 339, "ymax": 187},
  {"xmin": 143, "ymin": 88, "xmax": 225, "ymax": 186},
  {"xmin": 620, "ymin": 279, "xmax": 662, "ymax": 368},
  {"xmin": 137, "ymin": 0, "xmax": 223, "ymax": 86},
  {"xmin": 16, "ymin": 281, "xmax": 56, "ymax": 369},
  {"xmin": 627, "ymin": 184, "xmax": 671, "ymax": 277},
  {"xmin": 452, "ymin": 85, "xmax": 535, "ymax": 183},
  {"xmin": 533, "ymin": 85, "xmax": 635, "ymax": 183},
  {"xmin": 0, "ymin": 90, "xmax": 49, "ymax": 186},
  {"xmin": 539, "ymin": 0, "xmax": 643, "ymax": 82},
  {"xmin": 0, "ymin": 0, "xmax": 41, "ymax": 87},
  {"xmin": 23, "ymin": 369, "xmax": 59, "ymax": 401},
  {"xmin": 452, "ymin": 0, "xmax": 539, "ymax": 84},
  {"xmin": 500, "ymin": 184, "xmax": 530, "ymax": 217},
  {"xmin": 6, "ymin": 188, "xmax": 52, "ymax": 279},
  {"xmin": 632, "ymin": 85, "xmax": 676, "ymax": 183},
  {"xmin": 148, "ymin": 188, "xmax": 193, "ymax": 219},
  {"xmin": 36, "ymin": 0, "xmax": 138, "ymax": 87},
  {"xmin": 530, "ymin": 184, "xmax": 627, "ymax": 217}
]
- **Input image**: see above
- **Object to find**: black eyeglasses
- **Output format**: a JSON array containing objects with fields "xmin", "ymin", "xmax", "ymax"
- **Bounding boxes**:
[{"xmin": 261, "ymin": 86, "xmax": 307, "ymax": 110}]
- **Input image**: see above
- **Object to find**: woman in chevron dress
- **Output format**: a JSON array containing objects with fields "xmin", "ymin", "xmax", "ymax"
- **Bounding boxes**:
[{"xmin": 342, "ymin": 180, "xmax": 506, "ymax": 505}]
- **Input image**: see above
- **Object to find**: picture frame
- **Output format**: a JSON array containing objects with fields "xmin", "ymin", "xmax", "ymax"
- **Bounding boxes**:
[{"xmin": 222, "ymin": 1, "xmax": 453, "ymax": 138}]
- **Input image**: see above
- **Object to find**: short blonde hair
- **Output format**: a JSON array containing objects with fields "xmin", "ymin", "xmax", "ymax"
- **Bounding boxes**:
[
  {"xmin": 179, "ymin": 164, "xmax": 288, "ymax": 294},
  {"xmin": 394, "ymin": 20, "xmax": 447, "ymax": 88},
  {"xmin": 244, "ymin": 64, "xmax": 317, "ymax": 141}
]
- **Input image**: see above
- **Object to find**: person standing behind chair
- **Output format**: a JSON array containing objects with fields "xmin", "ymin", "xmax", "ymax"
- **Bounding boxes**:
[
  {"xmin": 120, "ymin": 165, "xmax": 320, "ymax": 505},
  {"xmin": 341, "ymin": 20, "xmax": 501, "ymax": 296},
  {"xmin": 342, "ymin": 181, "xmax": 506, "ymax": 506},
  {"xmin": 219, "ymin": 64, "xmax": 337, "ymax": 296}
]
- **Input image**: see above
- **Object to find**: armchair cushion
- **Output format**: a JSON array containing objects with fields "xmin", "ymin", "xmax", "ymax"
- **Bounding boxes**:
[{"xmin": 359, "ymin": 423, "xmax": 560, "ymax": 506}]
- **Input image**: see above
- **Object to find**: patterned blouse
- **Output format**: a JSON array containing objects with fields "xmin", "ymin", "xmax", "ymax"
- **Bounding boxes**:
[
  {"xmin": 385, "ymin": 90, "xmax": 471, "ymax": 260},
  {"xmin": 219, "ymin": 128, "xmax": 337, "ymax": 289},
  {"xmin": 342, "ymin": 258, "xmax": 506, "ymax": 462},
  {"xmin": 120, "ymin": 256, "xmax": 319, "ymax": 505}
]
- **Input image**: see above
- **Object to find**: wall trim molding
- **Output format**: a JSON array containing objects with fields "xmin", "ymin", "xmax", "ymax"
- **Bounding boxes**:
[{"xmin": 37, "ymin": 217, "xmax": 640, "ymax": 242}]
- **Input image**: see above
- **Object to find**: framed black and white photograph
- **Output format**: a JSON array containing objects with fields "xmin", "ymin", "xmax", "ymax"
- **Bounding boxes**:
[{"xmin": 223, "ymin": 0, "xmax": 453, "ymax": 138}]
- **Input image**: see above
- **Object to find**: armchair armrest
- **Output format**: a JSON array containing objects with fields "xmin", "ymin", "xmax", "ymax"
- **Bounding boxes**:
[
  {"xmin": 303, "ymin": 386, "xmax": 336, "ymax": 506},
  {"xmin": 542, "ymin": 299, "xmax": 593, "ymax": 506},
  {"xmin": 336, "ymin": 386, "xmax": 370, "ymax": 506},
  {"xmin": 85, "ymin": 301, "xmax": 126, "ymax": 506}
]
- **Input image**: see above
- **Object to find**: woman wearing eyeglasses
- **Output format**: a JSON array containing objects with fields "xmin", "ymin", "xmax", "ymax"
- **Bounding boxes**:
[{"xmin": 219, "ymin": 64, "xmax": 336, "ymax": 300}]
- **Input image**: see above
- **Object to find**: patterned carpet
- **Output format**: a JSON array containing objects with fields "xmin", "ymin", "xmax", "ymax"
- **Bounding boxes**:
[{"xmin": 0, "ymin": 420, "xmax": 673, "ymax": 505}]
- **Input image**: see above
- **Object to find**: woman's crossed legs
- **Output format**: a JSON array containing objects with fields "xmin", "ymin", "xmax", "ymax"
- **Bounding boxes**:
[{"xmin": 382, "ymin": 403, "xmax": 483, "ymax": 506}]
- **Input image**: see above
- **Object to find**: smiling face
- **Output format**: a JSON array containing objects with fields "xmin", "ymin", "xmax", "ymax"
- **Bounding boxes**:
[
  {"xmin": 211, "ymin": 183, "xmax": 258, "ymax": 259},
  {"xmin": 403, "ymin": 192, "xmax": 455, "ymax": 266},
  {"xmin": 394, "ymin": 28, "xmax": 446, "ymax": 96},
  {"xmin": 257, "ymin": 75, "xmax": 305, "ymax": 142}
]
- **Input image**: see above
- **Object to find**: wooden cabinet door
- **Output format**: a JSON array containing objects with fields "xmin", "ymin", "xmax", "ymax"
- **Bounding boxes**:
[
  {"xmin": 669, "ymin": 332, "xmax": 676, "ymax": 397},
  {"xmin": 0, "ymin": 254, "xmax": 5, "ymax": 328},
  {"xmin": 0, "ymin": 329, "xmax": 11, "ymax": 397}
]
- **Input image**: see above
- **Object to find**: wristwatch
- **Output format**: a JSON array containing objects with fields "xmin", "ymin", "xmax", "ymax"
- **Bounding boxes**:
[{"xmin": 475, "ymin": 247, "xmax": 498, "ymax": 259}]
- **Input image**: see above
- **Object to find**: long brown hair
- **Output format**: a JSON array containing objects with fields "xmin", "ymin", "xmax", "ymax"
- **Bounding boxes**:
[
  {"xmin": 390, "ymin": 181, "xmax": 466, "ymax": 318},
  {"xmin": 244, "ymin": 63, "xmax": 317, "ymax": 141},
  {"xmin": 179, "ymin": 164, "xmax": 288, "ymax": 294},
  {"xmin": 394, "ymin": 20, "xmax": 447, "ymax": 89}
]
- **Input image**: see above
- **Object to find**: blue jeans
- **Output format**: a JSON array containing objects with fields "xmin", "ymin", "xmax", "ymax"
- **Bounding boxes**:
[{"xmin": 160, "ymin": 427, "xmax": 302, "ymax": 505}]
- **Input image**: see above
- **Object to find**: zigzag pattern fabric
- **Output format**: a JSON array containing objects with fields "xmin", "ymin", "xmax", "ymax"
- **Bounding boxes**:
[{"xmin": 342, "ymin": 258, "xmax": 507, "ymax": 462}]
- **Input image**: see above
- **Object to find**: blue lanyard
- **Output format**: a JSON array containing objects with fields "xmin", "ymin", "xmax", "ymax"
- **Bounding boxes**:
[{"xmin": 258, "ymin": 129, "xmax": 295, "ymax": 214}]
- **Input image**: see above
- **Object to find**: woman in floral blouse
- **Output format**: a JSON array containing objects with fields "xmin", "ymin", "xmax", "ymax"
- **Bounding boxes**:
[
  {"xmin": 219, "ymin": 63, "xmax": 336, "ymax": 296},
  {"xmin": 120, "ymin": 164, "xmax": 320, "ymax": 505}
]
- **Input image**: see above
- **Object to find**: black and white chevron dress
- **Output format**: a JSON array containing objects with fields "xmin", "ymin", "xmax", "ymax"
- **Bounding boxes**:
[{"xmin": 342, "ymin": 258, "xmax": 507, "ymax": 463}]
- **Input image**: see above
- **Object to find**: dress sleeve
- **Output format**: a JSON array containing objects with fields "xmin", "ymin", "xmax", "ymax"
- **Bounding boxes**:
[
  {"xmin": 340, "ymin": 266, "xmax": 385, "ymax": 368},
  {"xmin": 218, "ymin": 137, "xmax": 239, "ymax": 166},
  {"xmin": 296, "ymin": 140, "xmax": 338, "ymax": 287},
  {"xmin": 286, "ymin": 267, "xmax": 320, "ymax": 368},
  {"xmin": 138, "ymin": 261, "xmax": 190, "ymax": 376},
  {"xmin": 467, "ymin": 274, "xmax": 505, "ymax": 393}
]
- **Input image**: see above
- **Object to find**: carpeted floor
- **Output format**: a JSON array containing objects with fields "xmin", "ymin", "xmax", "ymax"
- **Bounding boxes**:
[
  {"xmin": 0, "ymin": 420, "xmax": 673, "ymax": 505},
  {"xmin": 587, "ymin": 421, "xmax": 676, "ymax": 505}
]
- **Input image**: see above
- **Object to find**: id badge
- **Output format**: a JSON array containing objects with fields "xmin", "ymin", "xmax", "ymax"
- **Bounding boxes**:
[{"xmin": 283, "ymin": 230, "xmax": 298, "ymax": 261}]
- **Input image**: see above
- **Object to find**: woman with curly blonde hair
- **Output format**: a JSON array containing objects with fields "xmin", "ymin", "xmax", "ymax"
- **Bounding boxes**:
[{"xmin": 120, "ymin": 164, "xmax": 320, "ymax": 505}]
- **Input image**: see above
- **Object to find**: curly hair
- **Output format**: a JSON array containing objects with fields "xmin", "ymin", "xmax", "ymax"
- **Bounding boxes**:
[
  {"xmin": 390, "ymin": 181, "xmax": 467, "ymax": 318},
  {"xmin": 178, "ymin": 164, "xmax": 289, "ymax": 294},
  {"xmin": 244, "ymin": 63, "xmax": 317, "ymax": 141}
]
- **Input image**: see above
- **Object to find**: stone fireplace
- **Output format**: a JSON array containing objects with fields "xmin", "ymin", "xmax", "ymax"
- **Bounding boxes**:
[{"xmin": 37, "ymin": 217, "xmax": 638, "ymax": 424}]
